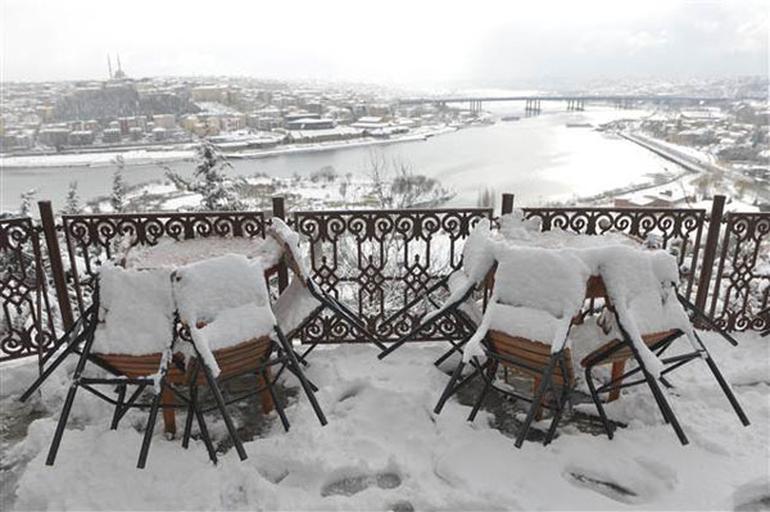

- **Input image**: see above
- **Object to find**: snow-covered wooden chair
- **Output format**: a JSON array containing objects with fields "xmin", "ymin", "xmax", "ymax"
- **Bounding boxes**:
[
  {"xmin": 580, "ymin": 246, "xmax": 750, "ymax": 445},
  {"xmin": 171, "ymin": 253, "xmax": 327, "ymax": 452},
  {"xmin": 21, "ymin": 264, "xmax": 201, "ymax": 469},
  {"xmin": 268, "ymin": 218, "xmax": 388, "ymax": 363},
  {"xmin": 434, "ymin": 245, "xmax": 596, "ymax": 447},
  {"xmin": 377, "ymin": 220, "xmax": 496, "ymax": 363}
]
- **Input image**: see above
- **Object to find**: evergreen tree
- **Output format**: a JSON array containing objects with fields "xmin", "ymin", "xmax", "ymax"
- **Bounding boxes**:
[
  {"xmin": 165, "ymin": 141, "xmax": 245, "ymax": 211},
  {"xmin": 64, "ymin": 181, "xmax": 82, "ymax": 214},
  {"xmin": 111, "ymin": 155, "xmax": 128, "ymax": 213}
]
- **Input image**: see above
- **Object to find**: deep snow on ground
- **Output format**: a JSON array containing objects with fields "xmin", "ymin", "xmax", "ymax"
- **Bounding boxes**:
[{"xmin": 1, "ymin": 332, "xmax": 769, "ymax": 511}]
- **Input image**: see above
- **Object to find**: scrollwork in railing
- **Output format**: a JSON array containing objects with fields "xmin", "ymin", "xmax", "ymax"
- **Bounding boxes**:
[
  {"xmin": 710, "ymin": 212, "xmax": 770, "ymax": 332},
  {"xmin": 292, "ymin": 208, "xmax": 493, "ymax": 343},
  {"xmin": 522, "ymin": 206, "xmax": 707, "ymax": 299},
  {"xmin": 62, "ymin": 211, "xmax": 268, "ymax": 315},
  {"xmin": 0, "ymin": 218, "xmax": 56, "ymax": 361}
]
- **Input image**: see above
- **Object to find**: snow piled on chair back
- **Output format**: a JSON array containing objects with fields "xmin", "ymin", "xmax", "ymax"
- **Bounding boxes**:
[
  {"xmin": 494, "ymin": 247, "xmax": 590, "ymax": 320},
  {"xmin": 173, "ymin": 254, "xmax": 275, "ymax": 376},
  {"xmin": 93, "ymin": 264, "xmax": 174, "ymax": 356},
  {"xmin": 269, "ymin": 217, "xmax": 311, "ymax": 280},
  {"xmin": 582, "ymin": 245, "xmax": 695, "ymax": 378},
  {"xmin": 463, "ymin": 246, "xmax": 590, "ymax": 360},
  {"xmin": 460, "ymin": 221, "xmax": 496, "ymax": 284}
]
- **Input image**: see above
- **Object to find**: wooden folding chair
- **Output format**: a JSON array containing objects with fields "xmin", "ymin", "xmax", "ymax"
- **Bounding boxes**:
[
  {"xmin": 435, "ymin": 247, "xmax": 598, "ymax": 447},
  {"xmin": 268, "ymin": 218, "xmax": 388, "ymax": 362},
  {"xmin": 581, "ymin": 249, "xmax": 750, "ymax": 445},
  {"xmin": 172, "ymin": 254, "xmax": 327, "ymax": 444},
  {"xmin": 20, "ymin": 267, "xmax": 213, "ymax": 469}
]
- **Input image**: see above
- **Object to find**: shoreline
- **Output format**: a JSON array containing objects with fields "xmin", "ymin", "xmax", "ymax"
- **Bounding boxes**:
[{"xmin": 0, "ymin": 125, "xmax": 459, "ymax": 170}]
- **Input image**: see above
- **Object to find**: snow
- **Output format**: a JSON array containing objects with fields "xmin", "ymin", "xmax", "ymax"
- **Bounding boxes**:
[
  {"xmin": 172, "ymin": 254, "xmax": 275, "ymax": 375},
  {"xmin": 463, "ymin": 246, "xmax": 591, "ymax": 360},
  {"xmin": 578, "ymin": 246, "xmax": 696, "ymax": 377},
  {"xmin": 269, "ymin": 218, "xmax": 310, "ymax": 279},
  {"xmin": 92, "ymin": 264, "xmax": 175, "ymax": 356},
  {"xmin": 126, "ymin": 236, "xmax": 283, "ymax": 271},
  {"xmin": 273, "ymin": 279, "xmax": 322, "ymax": 335},
  {"xmin": 4, "ymin": 330, "xmax": 768, "ymax": 511}
]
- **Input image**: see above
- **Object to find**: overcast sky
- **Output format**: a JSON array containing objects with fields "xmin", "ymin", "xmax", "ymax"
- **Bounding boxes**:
[{"xmin": 1, "ymin": 0, "xmax": 767, "ymax": 86}]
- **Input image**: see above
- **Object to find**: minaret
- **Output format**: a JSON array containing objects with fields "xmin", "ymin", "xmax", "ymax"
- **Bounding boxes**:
[
  {"xmin": 117, "ymin": 54, "xmax": 122, "ymax": 74},
  {"xmin": 107, "ymin": 54, "xmax": 113, "ymax": 79}
]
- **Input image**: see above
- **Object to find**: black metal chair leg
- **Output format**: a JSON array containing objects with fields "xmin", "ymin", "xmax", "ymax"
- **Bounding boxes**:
[
  {"xmin": 585, "ymin": 366, "xmax": 613, "ymax": 440},
  {"xmin": 110, "ymin": 384, "xmax": 127, "ymax": 430},
  {"xmin": 467, "ymin": 370, "xmax": 493, "ymax": 422},
  {"xmin": 20, "ymin": 336, "xmax": 82, "ymax": 403},
  {"xmin": 264, "ymin": 369, "xmax": 290, "ymax": 432},
  {"xmin": 194, "ymin": 402, "xmax": 218, "ymax": 464},
  {"xmin": 515, "ymin": 361, "xmax": 555, "ymax": 448},
  {"xmin": 198, "ymin": 360, "xmax": 248, "ymax": 461},
  {"xmin": 45, "ymin": 380, "xmax": 80, "ymax": 466},
  {"xmin": 136, "ymin": 385, "xmax": 163, "ymax": 469},
  {"xmin": 704, "ymin": 355, "xmax": 750, "ymax": 426},
  {"xmin": 644, "ymin": 369, "xmax": 689, "ymax": 445},
  {"xmin": 274, "ymin": 326, "xmax": 327, "ymax": 426},
  {"xmin": 45, "ymin": 325, "xmax": 96, "ymax": 466},
  {"xmin": 434, "ymin": 360, "xmax": 466, "ymax": 414},
  {"xmin": 182, "ymin": 385, "xmax": 197, "ymax": 449},
  {"xmin": 543, "ymin": 393, "xmax": 568, "ymax": 445}
]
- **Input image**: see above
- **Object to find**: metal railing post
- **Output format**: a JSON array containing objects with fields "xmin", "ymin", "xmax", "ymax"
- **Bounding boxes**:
[
  {"xmin": 501, "ymin": 193, "xmax": 514, "ymax": 215},
  {"xmin": 694, "ymin": 195, "xmax": 725, "ymax": 315},
  {"xmin": 38, "ymin": 201, "xmax": 74, "ymax": 330},
  {"xmin": 271, "ymin": 196, "xmax": 289, "ymax": 293}
]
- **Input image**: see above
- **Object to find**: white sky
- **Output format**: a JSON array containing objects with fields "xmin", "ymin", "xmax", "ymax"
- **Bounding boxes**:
[{"xmin": 1, "ymin": 0, "xmax": 767, "ymax": 85}]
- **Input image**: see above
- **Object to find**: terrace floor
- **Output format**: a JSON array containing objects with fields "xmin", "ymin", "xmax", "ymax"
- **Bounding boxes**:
[{"xmin": 1, "ymin": 332, "xmax": 769, "ymax": 511}]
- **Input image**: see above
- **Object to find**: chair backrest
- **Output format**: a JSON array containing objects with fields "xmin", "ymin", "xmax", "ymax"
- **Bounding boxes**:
[
  {"xmin": 460, "ymin": 221, "xmax": 496, "ymax": 284},
  {"xmin": 93, "ymin": 264, "xmax": 175, "ymax": 355},
  {"xmin": 493, "ymin": 246, "xmax": 590, "ymax": 320},
  {"xmin": 172, "ymin": 254, "xmax": 270, "ymax": 325},
  {"xmin": 590, "ymin": 246, "xmax": 691, "ymax": 336},
  {"xmin": 267, "ymin": 218, "xmax": 311, "ymax": 282}
]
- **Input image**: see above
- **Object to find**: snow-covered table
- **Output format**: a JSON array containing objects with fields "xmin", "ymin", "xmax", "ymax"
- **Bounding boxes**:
[{"xmin": 124, "ymin": 236, "xmax": 285, "ymax": 275}]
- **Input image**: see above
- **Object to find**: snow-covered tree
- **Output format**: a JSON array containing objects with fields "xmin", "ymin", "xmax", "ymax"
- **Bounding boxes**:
[
  {"xmin": 111, "ymin": 155, "xmax": 128, "ymax": 213},
  {"xmin": 165, "ymin": 141, "xmax": 245, "ymax": 211},
  {"xmin": 63, "ymin": 181, "xmax": 82, "ymax": 214},
  {"xmin": 18, "ymin": 189, "xmax": 36, "ymax": 217}
]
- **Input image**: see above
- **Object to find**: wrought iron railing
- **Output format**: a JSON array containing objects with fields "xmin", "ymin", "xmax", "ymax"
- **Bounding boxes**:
[
  {"xmin": 0, "ymin": 194, "xmax": 767, "ymax": 362},
  {"xmin": 0, "ymin": 217, "xmax": 56, "ymax": 362}
]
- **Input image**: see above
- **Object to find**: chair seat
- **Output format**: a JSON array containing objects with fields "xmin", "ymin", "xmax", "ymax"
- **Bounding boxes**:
[
  {"xmin": 99, "ymin": 336, "xmax": 273, "ymax": 385},
  {"xmin": 580, "ymin": 329, "xmax": 681, "ymax": 368},
  {"xmin": 488, "ymin": 330, "xmax": 574, "ymax": 386}
]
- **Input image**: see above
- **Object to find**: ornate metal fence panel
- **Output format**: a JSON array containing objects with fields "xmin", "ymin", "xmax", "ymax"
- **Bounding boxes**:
[
  {"xmin": 709, "ymin": 212, "xmax": 770, "ymax": 332},
  {"xmin": 520, "ymin": 207, "xmax": 707, "ymax": 299},
  {"xmin": 61, "ymin": 211, "xmax": 268, "ymax": 316},
  {"xmin": 291, "ymin": 208, "xmax": 493, "ymax": 343},
  {"xmin": 0, "ymin": 218, "xmax": 56, "ymax": 361}
]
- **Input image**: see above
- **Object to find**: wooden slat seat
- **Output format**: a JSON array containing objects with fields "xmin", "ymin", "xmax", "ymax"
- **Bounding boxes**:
[
  {"xmin": 488, "ymin": 330, "xmax": 574, "ymax": 386},
  {"xmin": 100, "ymin": 336, "xmax": 274, "ymax": 435},
  {"xmin": 580, "ymin": 330, "xmax": 679, "ymax": 368}
]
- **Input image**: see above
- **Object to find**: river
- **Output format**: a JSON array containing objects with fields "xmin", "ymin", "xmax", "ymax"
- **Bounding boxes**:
[{"xmin": 0, "ymin": 105, "xmax": 679, "ymax": 212}]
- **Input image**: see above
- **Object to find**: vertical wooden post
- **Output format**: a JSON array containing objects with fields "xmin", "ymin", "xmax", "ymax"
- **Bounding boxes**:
[
  {"xmin": 271, "ymin": 196, "xmax": 289, "ymax": 293},
  {"xmin": 694, "ymin": 195, "xmax": 725, "ymax": 314},
  {"xmin": 38, "ymin": 201, "xmax": 74, "ymax": 330},
  {"xmin": 501, "ymin": 193, "xmax": 514, "ymax": 215}
]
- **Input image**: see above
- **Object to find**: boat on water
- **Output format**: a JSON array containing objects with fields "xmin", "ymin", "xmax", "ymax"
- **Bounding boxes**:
[{"xmin": 566, "ymin": 123, "xmax": 593, "ymax": 128}]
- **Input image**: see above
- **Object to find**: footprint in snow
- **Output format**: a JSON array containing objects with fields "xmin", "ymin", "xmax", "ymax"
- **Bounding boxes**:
[{"xmin": 321, "ymin": 471, "xmax": 402, "ymax": 497}]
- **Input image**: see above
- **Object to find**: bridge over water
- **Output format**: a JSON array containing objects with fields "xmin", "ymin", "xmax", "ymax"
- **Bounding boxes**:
[{"xmin": 397, "ymin": 94, "xmax": 766, "ymax": 114}]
